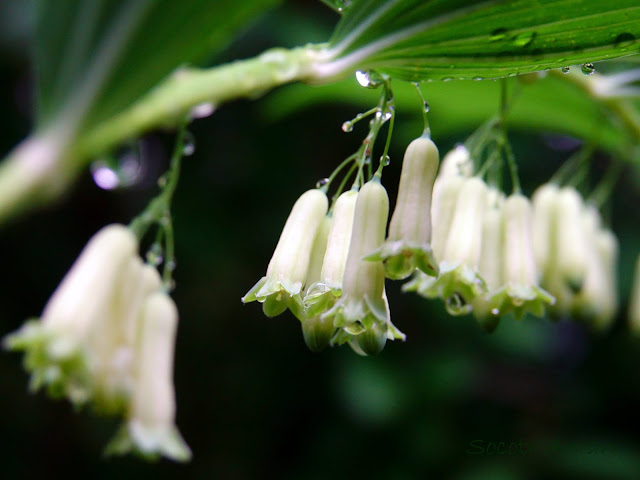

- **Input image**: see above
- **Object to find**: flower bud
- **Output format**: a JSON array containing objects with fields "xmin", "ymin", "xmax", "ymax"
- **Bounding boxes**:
[
  {"xmin": 323, "ymin": 178, "xmax": 397, "ymax": 348},
  {"xmin": 366, "ymin": 136, "xmax": 439, "ymax": 279},
  {"xmin": 472, "ymin": 205, "xmax": 504, "ymax": 331},
  {"xmin": 4, "ymin": 224, "xmax": 139, "ymax": 405},
  {"xmin": 438, "ymin": 144, "xmax": 472, "ymax": 179},
  {"xmin": 302, "ymin": 315, "xmax": 336, "ymax": 353},
  {"xmin": 493, "ymin": 194, "xmax": 554, "ymax": 319},
  {"xmin": 242, "ymin": 189, "xmax": 328, "ymax": 317},
  {"xmin": 431, "ymin": 175, "xmax": 465, "ymax": 263},
  {"xmin": 301, "ymin": 190, "xmax": 358, "ymax": 320},
  {"xmin": 555, "ymin": 187, "xmax": 588, "ymax": 291},
  {"xmin": 414, "ymin": 177, "xmax": 488, "ymax": 312},
  {"xmin": 108, "ymin": 292, "xmax": 191, "ymax": 462},
  {"xmin": 532, "ymin": 183, "xmax": 559, "ymax": 276},
  {"xmin": 320, "ymin": 190, "xmax": 358, "ymax": 292}
]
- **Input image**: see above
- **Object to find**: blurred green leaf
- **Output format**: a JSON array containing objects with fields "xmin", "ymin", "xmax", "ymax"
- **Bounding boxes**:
[
  {"xmin": 261, "ymin": 70, "xmax": 640, "ymax": 161},
  {"xmin": 323, "ymin": 0, "xmax": 640, "ymax": 81},
  {"xmin": 34, "ymin": 0, "xmax": 280, "ymax": 131}
]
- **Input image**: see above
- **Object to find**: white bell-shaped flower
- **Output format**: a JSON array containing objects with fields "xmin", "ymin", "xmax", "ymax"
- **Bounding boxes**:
[
  {"xmin": 242, "ymin": 189, "xmax": 328, "ymax": 317},
  {"xmin": 366, "ymin": 135, "xmax": 439, "ymax": 279},
  {"xmin": 107, "ymin": 292, "xmax": 191, "ymax": 461},
  {"xmin": 323, "ymin": 178, "xmax": 402, "ymax": 355}
]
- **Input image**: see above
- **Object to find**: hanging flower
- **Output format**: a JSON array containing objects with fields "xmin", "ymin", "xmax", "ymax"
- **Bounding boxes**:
[
  {"xmin": 366, "ymin": 135, "xmax": 439, "ymax": 279},
  {"xmin": 412, "ymin": 177, "xmax": 488, "ymax": 314},
  {"xmin": 4, "ymin": 224, "xmax": 192, "ymax": 461},
  {"xmin": 4, "ymin": 224, "xmax": 144, "ymax": 407},
  {"xmin": 488, "ymin": 194, "xmax": 554, "ymax": 319},
  {"xmin": 242, "ymin": 189, "xmax": 328, "ymax": 317},
  {"xmin": 322, "ymin": 177, "xmax": 403, "ymax": 355},
  {"xmin": 106, "ymin": 292, "xmax": 191, "ymax": 461}
]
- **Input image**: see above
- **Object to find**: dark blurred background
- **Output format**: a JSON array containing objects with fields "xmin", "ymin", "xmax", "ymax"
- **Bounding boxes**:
[{"xmin": 2, "ymin": 1, "xmax": 640, "ymax": 479}]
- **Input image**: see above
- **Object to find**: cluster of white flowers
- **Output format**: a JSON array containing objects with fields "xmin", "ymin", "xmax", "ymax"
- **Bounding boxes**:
[
  {"xmin": 245, "ymin": 135, "xmax": 619, "ymax": 349},
  {"xmin": 4, "ymin": 225, "xmax": 191, "ymax": 461},
  {"xmin": 404, "ymin": 146, "xmax": 618, "ymax": 332}
]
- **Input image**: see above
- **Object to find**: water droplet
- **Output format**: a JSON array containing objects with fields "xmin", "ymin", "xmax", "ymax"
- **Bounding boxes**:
[
  {"xmin": 561, "ymin": 66, "xmax": 571, "ymax": 74},
  {"xmin": 91, "ymin": 162, "xmax": 119, "ymax": 190},
  {"xmin": 146, "ymin": 243, "xmax": 164, "ymax": 266},
  {"xmin": 165, "ymin": 259, "xmax": 177, "ymax": 272},
  {"xmin": 423, "ymin": 100, "xmax": 430, "ymax": 113},
  {"xmin": 355, "ymin": 70, "xmax": 371, "ymax": 87},
  {"xmin": 91, "ymin": 143, "xmax": 143, "ymax": 190},
  {"xmin": 157, "ymin": 174, "xmax": 168, "ymax": 187},
  {"xmin": 491, "ymin": 308, "xmax": 500, "ymax": 316},
  {"xmin": 614, "ymin": 32, "xmax": 635, "ymax": 47},
  {"xmin": 380, "ymin": 154, "xmax": 390, "ymax": 166},
  {"xmin": 512, "ymin": 31, "xmax": 536, "ymax": 48},
  {"xmin": 581, "ymin": 63, "xmax": 595, "ymax": 76},
  {"xmin": 189, "ymin": 102, "xmax": 216, "ymax": 119},
  {"xmin": 342, "ymin": 121, "xmax": 353, "ymax": 132},
  {"xmin": 355, "ymin": 70, "xmax": 383, "ymax": 88},
  {"xmin": 490, "ymin": 28, "xmax": 508, "ymax": 42},
  {"xmin": 445, "ymin": 293, "xmax": 472, "ymax": 316},
  {"xmin": 441, "ymin": 77, "xmax": 454, "ymax": 82},
  {"xmin": 182, "ymin": 131, "xmax": 195, "ymax": 156},
  {"xmin": 316, "ymin": 178, "xmax": 329, "ymax": 188},
  {"xmin": 473, "ymin": 76, "xmax": 483, "ymax": 81}
]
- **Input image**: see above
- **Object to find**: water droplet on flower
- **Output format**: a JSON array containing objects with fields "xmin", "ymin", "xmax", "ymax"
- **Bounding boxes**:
[
  {"xmin": 316, "ymin": 177, "xmax": 329, "ymax": 188},
  {"xmin": 380, "ymin": 154, "xmax": 390, "ymax": 166},
  {"xmin": 512, "ymin": 31, "xmax": 536, "ymax": 47},
  {"xmin": 342, "ymin": 121, "xmax": 354, "ymax": 132},
  {"xmin": 189, "ymin": 102, "xmax": 216, "ymax": 119},
  {"xmin": 581, "ymin": 63, "xmax": 595, "ymax": 75},
  {"xmin": 445, "ymin": 293, "xmax": 472, "ymax": 316},
  {"xmin": 561, "ymin": 66, "xmax": 571, "ymax": 74},
  {"xmin": 490, "ymin": 28, "xmax": 508, "ymax": 42}
]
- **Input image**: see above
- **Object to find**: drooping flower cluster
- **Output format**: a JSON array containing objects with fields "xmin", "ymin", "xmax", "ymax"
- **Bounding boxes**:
[
  {"xmin": 532, "ymin": 184, "xmax": 618, "ymax": 329},
  {"xmin": 243, "ymin": 135, "xmax": 439, "ymax": 355},
  {"xmin": 3, "ymin": 224, "xmax": 191, "ymax": 461},
  {"xmin": 244, "ymin": 133, "xmax": 620, "ymax": 353}
]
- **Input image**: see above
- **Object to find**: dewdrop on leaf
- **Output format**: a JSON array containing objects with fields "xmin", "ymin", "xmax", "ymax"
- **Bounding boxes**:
[
  {"xmin": 366, "ymin": 135, "xmax": 439, "ymax": 279},
  {"xmin": 242, "ymin": 189, "xmax": 328, "ymax": 317}
]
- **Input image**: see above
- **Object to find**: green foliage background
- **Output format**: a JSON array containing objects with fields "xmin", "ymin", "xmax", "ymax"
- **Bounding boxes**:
[{"xmin": 2, "ymin": 1, "xmax": 640, "ymax": 479}]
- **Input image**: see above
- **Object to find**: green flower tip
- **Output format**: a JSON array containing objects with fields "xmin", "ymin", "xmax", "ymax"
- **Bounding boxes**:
[
  {"xmin": 105, "ymin": 422, "xmax": 192, "ymax": 463},
  {"xmin": 302, "ymin": 315, "xmax": 336, "ymax": 352},
  {"xmin": 364, "ymin": 240, "xmax": 438, "ymax": 279}
]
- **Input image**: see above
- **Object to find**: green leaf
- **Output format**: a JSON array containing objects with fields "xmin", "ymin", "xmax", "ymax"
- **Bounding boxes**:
[
  {"xmin": 260, "ymin": 67, "xmax": 640, "ymax": 162},
  {"xmin": 318, "ymin": 0, "xmax": 640, "ymax": 81},
  {"xmin": 34, "ymin": 0, "xmax": 280, "ymax": 131}
]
